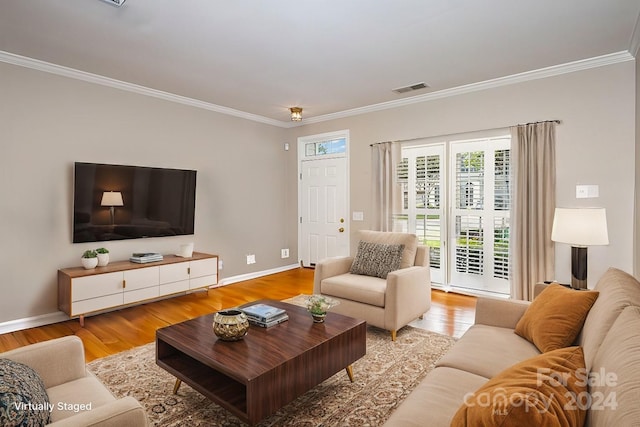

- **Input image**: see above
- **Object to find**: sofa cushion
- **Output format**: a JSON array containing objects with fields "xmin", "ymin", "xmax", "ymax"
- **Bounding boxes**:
[
  {"xmin": 0, "ymin": 358, "xmax": 51, "ymax": 426},
  {"xmin": 586, "ymin": 305, "xmax": 640, "ymax": 427},
  {"xmin": 451, "ymin": 346, "xmax": 587, "ymax": 427},
  {"xmin": 576, "ymin": 267, "xmax": 640, "ymax": 370},
  {"xmin": 515, "ymin": 284, "xmax": 598, "ymax": 353},
  {"xmin": 358, "ymin": 230, "xmax": 418, "ymax": 269},
  {"xmin": 46, "ymin": 374, "xmax": 116, "ymax": 422},
  {"xmin": 436, "ymin": 324, "xmax": 540, "ymax": 379},
  {"xmin": 321, "ymin": 273, "xmax": 386, "ymax": 307},
  {"xmin": 384, "ymin": 367, "xmax": 488, "ymax": 427},
  {"xmin": 350, "ymin": 241, "xmax": 404, "ymax": 279}
]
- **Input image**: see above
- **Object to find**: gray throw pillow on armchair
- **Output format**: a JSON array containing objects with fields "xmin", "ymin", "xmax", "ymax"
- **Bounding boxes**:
[{"xmin": 350, "ymin": 241, "xmax": 405, "ymax": 279}]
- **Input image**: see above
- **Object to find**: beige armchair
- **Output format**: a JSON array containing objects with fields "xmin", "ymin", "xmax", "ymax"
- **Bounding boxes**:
[
  {"xmin": 1, "ymin": 336, "xmax": 148, "ymax": 426},
  {"xmin": 314, "ymin": 230, "xmax": 431, "ymax": 340}
]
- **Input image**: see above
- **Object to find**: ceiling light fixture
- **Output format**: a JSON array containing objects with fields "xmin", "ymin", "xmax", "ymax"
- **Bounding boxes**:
[{"xmin": 290, "ymin": 107, "xmax": 303, "ymax": 121}]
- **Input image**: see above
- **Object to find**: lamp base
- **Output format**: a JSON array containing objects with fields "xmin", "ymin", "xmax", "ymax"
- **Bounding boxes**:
[{"xmin": 570, "ymin": 246, "xmax": 588, "ymax": 290}]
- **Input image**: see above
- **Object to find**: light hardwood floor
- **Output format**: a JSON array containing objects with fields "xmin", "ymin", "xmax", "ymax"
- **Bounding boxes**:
[{"xmin": 0, "ymin": 268, "xmax": 476, "ymax": 361}]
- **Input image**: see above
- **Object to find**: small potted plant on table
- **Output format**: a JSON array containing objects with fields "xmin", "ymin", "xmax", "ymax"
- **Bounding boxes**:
[
  {"xmin": 81, "ymin": 250, "xmax": 98, "ymax": 270},
  {"xmin": 305, "ymin": 295, "xmax": 339, "ymax": 323},
  {"xmin": 96, "ymin": 247, "xmax": 110, "ymax": 267}
]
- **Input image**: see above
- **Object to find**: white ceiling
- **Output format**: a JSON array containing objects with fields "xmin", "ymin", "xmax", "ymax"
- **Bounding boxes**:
[{"xmin": 1, "ymin": 0, "xmax": 639, "ymax": 126}]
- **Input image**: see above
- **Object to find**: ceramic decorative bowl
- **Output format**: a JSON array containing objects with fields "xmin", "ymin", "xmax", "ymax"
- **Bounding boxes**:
[{"xmin": 213, "ymin": 309, "xmax": 249, "ymax": 341}]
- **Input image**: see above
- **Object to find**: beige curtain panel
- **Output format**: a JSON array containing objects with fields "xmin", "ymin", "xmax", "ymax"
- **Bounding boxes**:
[
  {"xmin": 510, "ymin": 121, "xmax": 557, "ymax": 301},
  {"xmin": 371, "ymin": 141, "xmax": 401, "ymax": 232}
]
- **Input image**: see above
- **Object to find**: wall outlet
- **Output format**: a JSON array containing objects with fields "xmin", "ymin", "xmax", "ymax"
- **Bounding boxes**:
[
  {"xmin": 246, "ymin": 254, "xmax": 256, "ymax": 265},
  {"xmin": 218, "ymin": 259, "xmax": 223, "ymax": 270},
  {"xmin": 281, "ymin": 248, "xmax": 290, "ymax": 258}
]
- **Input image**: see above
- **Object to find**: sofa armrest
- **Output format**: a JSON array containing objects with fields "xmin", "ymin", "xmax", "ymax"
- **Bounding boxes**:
[
  {"xmin": 385, "ymin": 266, "xmax": 431, "ymax": 330},
  {"xmin": 1, "ymin": 336, "xmax": 87, "ymax": 389},
  {"xmin": 48, "ymin": 396, "xmax": 148, "ymax": 427},
  {"xmin": 534, "ymin": 282, "xmax": 549, "ymax": 298},
  {"xmin": 474, "ymin": 297, "xmax": 530, "ymax": 329},
  {"xmin": 313, "ymin": 256, "xmax": 354, "ymax": 294}
]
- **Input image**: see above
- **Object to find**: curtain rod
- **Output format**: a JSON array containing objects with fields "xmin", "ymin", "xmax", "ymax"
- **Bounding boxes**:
[{"xmin": 370, "ymin": 119, "xmax": 562, "ymax": 146}]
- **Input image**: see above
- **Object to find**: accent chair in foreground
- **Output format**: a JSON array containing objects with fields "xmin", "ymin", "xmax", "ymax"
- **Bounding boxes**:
[{"xmin": 1, "ymin": 335, "xmax": 148, "ymax": 426}]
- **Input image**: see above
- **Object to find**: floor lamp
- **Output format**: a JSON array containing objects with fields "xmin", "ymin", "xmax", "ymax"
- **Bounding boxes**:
[{"xmin": 551, "ymin": 207, "xmax": 609, "ymax": 289}]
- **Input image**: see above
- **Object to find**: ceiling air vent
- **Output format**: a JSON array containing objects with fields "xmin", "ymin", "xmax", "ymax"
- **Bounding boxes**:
[
  {"xmin": 392, "ymin": 82, "xmax": 429, "ymax": 94},
  {"xmin": 99, "ymin": 0, "xmax": 126, "ymax": 6}
]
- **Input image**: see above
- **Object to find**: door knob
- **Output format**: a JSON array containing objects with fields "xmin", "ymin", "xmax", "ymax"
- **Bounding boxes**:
[{"xmin": 339, "ymin": 227, "xmax": 345, "ymax": 233}]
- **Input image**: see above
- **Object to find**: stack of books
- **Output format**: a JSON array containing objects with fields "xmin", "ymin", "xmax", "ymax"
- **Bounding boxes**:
[
  {"xmin": 241, "ymin": 303, "xmax": 288, "ymax": 328},
  {"xmin": 130, "ymin": 252, "xmax": 163, "ymax": 263}
]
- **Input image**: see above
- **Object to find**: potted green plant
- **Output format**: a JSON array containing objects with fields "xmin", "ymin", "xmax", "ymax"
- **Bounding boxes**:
[
  {"xmin": 96, "ymin": 247, "xmax": 110, "ymax": 267},
  {"xmin": 81, "ymin": 250, "xmax": 98, "ymax": 270},
  {"xmin": 305, "ymin": 295, "xmax": 339, "ymax": 323}
]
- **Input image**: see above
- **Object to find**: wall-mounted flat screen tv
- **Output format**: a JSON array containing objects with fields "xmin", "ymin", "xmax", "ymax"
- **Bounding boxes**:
[{"xmin": 73, "ymin": 162, "xmax": 197, "ymax": 243}]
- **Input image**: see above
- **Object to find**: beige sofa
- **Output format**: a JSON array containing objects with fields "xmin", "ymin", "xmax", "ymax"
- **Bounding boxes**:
[
  {"xmin": 384, "ymin": 267, "xmax": 640, "ymax": 426},
  {"xmin": 1, "ymin": 335, "xmax": 148, "ymax": 426},
  {"xmin": 314, "ymin": 230, "xmax": 431, "ymax": 341}
]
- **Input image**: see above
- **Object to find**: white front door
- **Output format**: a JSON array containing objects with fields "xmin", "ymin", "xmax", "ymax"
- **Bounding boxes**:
[{"xmin": 298, "ymin": 131, "xmax": 349, "ymax": 267}]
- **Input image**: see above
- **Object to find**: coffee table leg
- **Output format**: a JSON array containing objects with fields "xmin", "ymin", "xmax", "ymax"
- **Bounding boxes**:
[
  {"xmin": 345, "ymin": 365, "xmax": 354, "ymax": 383},
  {"xmin": 173, "ymin": 379, "xmax": 182, "ymax": 394}
]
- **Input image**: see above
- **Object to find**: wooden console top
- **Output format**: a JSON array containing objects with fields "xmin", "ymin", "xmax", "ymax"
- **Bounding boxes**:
[{"xmin": 59, "ymin": 251, "xmax": 217, "ymax": 278}]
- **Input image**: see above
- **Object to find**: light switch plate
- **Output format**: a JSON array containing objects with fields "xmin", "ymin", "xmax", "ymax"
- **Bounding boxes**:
[{"xmin": 576, "ymin": 185, "xmax": 599, "ymax": 199}]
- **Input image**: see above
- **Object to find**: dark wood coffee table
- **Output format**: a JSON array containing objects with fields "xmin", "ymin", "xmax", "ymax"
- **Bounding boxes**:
[{"xmin": 156, "ymin": 299, "xmax": 366, "ymax": 425}]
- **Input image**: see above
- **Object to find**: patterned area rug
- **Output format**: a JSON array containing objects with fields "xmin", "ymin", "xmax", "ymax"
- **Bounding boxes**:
[{"xmin": 87, "ymin": 326, "xmax": 455, "ymax": 426}]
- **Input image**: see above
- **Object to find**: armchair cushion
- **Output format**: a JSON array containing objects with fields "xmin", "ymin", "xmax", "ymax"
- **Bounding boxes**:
[
  {"xmin": 321, "ymin": 273, "xmax": 387, "ymax": 307},
  {"xmin": 350, "ymin": 241, "xmax": 404, "ymax": 279},
  {"xmin": 0, "ymin": 358, "xmax": 51, "ymax": 426},
  {"xmin": 46, "ymin": 375, "xmax": 116, "ymax": 423}
]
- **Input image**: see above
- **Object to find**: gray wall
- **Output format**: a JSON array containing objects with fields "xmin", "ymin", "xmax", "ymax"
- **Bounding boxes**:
[
  {"xmin": 0, "ymin": 57, "xmax": 636, "ymax": 327},
  {"xmin": 0, "ymin": 61, "xmax": 296, "ymax": 324},
  {"xmin": 288, "ymin": 61, "xmax": 636, "ymax": 288}
]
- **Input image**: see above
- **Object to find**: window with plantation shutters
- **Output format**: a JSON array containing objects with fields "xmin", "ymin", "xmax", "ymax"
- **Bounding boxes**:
[
  {"xmin": 396, "ymin": 134, "xmax": 511, "ymax": 296},
  {"xmin": 394, "ymin": 145, "xmax": 445, "ymax": 284}
]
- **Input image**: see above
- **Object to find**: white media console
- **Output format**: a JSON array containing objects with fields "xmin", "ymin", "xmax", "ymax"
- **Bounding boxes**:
[{"xmin": 58, "ymin": 252, "xmax": 218, "ymax": 326}]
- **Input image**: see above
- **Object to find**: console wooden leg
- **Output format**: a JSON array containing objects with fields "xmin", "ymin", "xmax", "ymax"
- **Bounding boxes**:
[
  {"xmin": 391, "ymin": 330, "xmax": 397, "ymax": 341},
  {"xmin": 173, "ymin": 379, "xmax": 182, "ymax": 394},
  {"xmin": 345, "ymin": 365, "xmax": 354, "ymax": 383},
  {"xmin": 79, "ymin": 315, "xmax": 85, "ymax": 327}
]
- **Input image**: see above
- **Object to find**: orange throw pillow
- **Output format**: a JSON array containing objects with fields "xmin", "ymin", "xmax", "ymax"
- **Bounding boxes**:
[
  {"xmin": 451, "ymin": 346, "xmax": 587, "ymax": 427},
  {"xmin": 515, "ymin": 284, "xmax": 598, "ymax": 352}
]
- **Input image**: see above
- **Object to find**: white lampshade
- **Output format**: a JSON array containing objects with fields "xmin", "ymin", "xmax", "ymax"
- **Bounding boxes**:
[
  {"xmin": 551, "ymin": 207, "xmax": 609, "ymax": 247},
  {"xmin": 101, "ymin": 191, "xmax": 124, "ymax": 207}
]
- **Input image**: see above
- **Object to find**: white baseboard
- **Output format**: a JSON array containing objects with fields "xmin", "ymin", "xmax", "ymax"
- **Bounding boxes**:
[
  {"xmin": 0, "ymin": 263, "xmax": 301, "ymax": 334},
  {"xmin": 0, "ymin": 311, "xmax": 70, "ymax": 335},
  {"xmin": 216, "ymin": 263, "xmax": 300, "ymax": 286}
]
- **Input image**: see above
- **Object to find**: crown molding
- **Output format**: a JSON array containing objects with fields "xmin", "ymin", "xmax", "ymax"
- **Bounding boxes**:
[
  {"xmin": 1, "ymin": 49, "xmax": 634, "ymax": 128},
  {"xmin": 0, "ymin": 50, "xmax": 288, "ymax": 128},
  {"xmin": 303, "ymin": 51, "xmax": 635, "ymax": 125}
]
